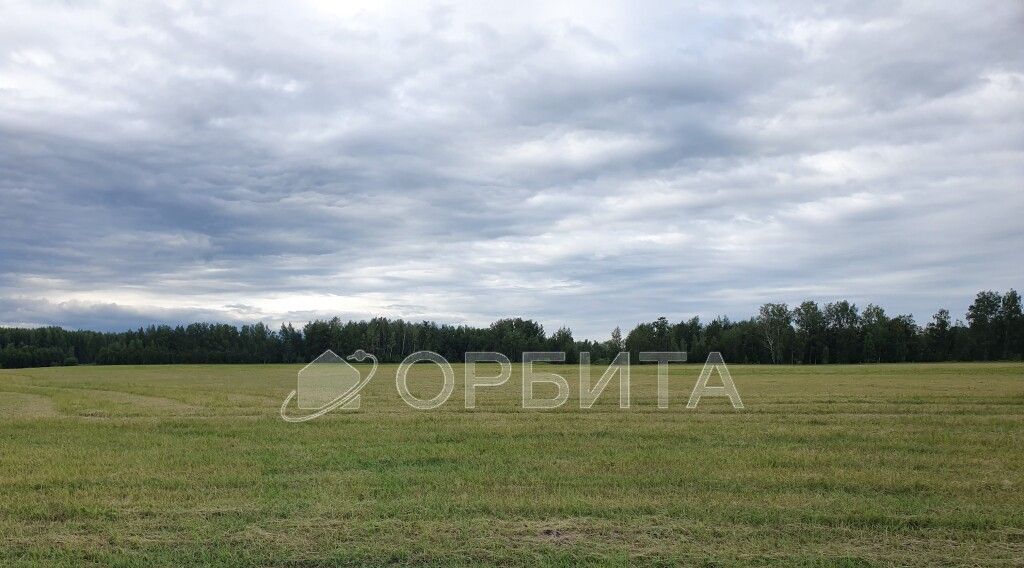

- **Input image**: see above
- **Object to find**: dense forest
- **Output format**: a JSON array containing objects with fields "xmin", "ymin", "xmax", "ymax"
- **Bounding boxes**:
[{"xmin": 1, "ymin": 290, "xmax": 1021, "ymax": 369}]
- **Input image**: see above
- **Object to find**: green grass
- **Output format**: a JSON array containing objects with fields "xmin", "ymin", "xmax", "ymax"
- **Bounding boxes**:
[{"xmin": 1, "ymin": 362, "xmax": 1022, "ymax": 566}]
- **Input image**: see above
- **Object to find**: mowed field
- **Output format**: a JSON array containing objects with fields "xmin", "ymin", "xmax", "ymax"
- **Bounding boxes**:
[{"xmin": 1, "ymin": 363, "xmax": 1022, "ymax": 567}]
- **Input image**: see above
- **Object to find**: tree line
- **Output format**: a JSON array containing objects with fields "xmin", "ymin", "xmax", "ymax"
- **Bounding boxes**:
[{"xmin": 1, "ymin": 290, "xmax": 1021, "ymax": 369}]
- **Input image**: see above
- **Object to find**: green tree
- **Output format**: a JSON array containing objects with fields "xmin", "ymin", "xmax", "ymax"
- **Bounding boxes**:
[
  {"xmin": 757, "ymin": 303, "xmax": 792, "ymax": 364},
  {"xmin": 793, "ymin": 300, "xmax": 825, "ymax": 364},
  {"xmin": 997, "ymin": 290, "xmax": 1023, "ymax": 360},
  {"xmin": 824, "ymin": 301, "xmax": 861, "ymax": 363},
  {"xmin": 967, "ymin": 291, "xmax": 1002, "ymax": 360},
  {"xmin": 925, "ymin": 309, "xmax": 951, "ymax": 361}
]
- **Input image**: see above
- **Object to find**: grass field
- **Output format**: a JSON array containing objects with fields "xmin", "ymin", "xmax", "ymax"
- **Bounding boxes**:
[{"xmin": 1, "ymin": 362, "xmax": 1022, "ymax": 566}]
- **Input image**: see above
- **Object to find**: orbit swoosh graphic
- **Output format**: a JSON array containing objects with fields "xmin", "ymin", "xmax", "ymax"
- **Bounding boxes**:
[{"xmin": 280, "ymin": 351, "xmax": 378, "ymax": 422}]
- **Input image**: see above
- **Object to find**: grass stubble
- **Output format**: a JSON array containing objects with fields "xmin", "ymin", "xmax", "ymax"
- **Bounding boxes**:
[{"xmin": 0, "ymin": 362, "xmax": 1022, "ymax": 566}]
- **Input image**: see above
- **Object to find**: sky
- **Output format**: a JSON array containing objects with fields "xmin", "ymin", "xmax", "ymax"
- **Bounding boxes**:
[{"xmin": 0, "ymin": 1, "xmax": 1022, "ymax": 339}]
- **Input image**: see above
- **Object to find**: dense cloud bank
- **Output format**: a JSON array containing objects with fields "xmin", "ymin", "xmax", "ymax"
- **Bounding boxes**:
[{"xmin": 1, "ymin": 2, "xmax": 1022, "ymax": 338}]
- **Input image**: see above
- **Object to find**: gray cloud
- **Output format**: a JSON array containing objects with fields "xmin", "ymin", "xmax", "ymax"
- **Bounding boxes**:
[{"xmin": 0, "ymin": 1, "xmax": 1021, "ymax": 338}]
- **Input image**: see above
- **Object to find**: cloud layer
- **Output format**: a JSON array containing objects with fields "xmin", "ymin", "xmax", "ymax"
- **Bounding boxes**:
[{"xmin": 1, "ymin": 1, "xmax": 1022, "ymax": 338}]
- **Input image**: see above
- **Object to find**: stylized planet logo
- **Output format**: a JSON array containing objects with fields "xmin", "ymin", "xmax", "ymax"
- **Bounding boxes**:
[{"xmin": 280, "ymin": 349, "xmax": 377, "ymax": 422}]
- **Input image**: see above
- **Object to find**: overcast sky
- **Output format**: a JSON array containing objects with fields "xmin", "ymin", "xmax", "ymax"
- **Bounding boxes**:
[{"xmin": 1, "ymin": 1, "xmax": 1021, "ymax": 339}]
